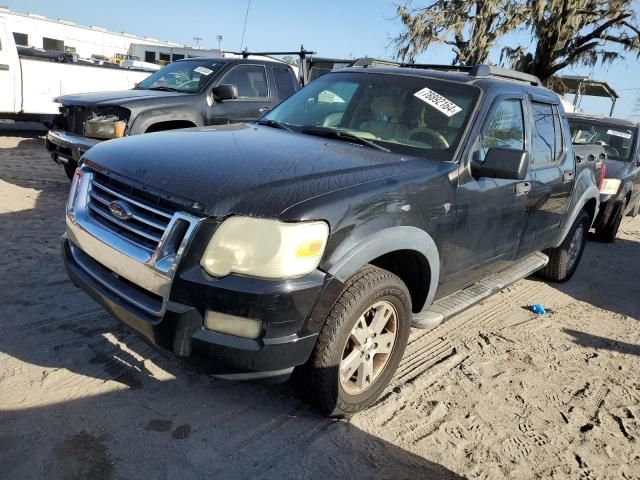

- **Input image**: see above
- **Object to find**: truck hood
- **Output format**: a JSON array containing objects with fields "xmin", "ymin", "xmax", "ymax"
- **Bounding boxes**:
[
  {"xmin": 58, "ymin": 89, "xmax": 187, "ymax": 106},
  {"xmin": 83, "ymin": 124, "xmax": 436, "ymax": 218}
]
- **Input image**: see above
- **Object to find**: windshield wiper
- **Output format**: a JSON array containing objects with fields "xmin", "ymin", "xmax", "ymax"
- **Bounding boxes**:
[
  {"xmin": 145, "ymin": 86, "xmax": 181, "ymax": 92},
  {"xmin": 257, "ymin": 119, "xmax": 293, "ymax": 132},
  {"xmin": 300, "ymin": 127, "xmax": 390, "ymax": 152}
]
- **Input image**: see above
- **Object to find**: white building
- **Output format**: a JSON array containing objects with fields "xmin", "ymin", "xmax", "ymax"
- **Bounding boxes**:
[{"xmin": 1, "ymin": 7, "xmax": 220, "ymax": 63}]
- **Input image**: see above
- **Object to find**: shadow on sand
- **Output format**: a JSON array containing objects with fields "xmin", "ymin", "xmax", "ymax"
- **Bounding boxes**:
[{"xmin": 0, "ymin": 132, "xmax": 463, "ymax": 479}]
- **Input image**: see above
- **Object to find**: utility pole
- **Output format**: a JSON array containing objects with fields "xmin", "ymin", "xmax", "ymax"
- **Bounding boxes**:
[{"xmin": 193, "ymin": 37, "xmax": 202, "ymax": 49}]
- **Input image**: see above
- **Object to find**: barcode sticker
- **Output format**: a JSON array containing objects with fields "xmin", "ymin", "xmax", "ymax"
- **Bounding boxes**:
[
  {"xmin": 414, "ymin": 87, "xmax": 462, "ymax": 117},
  {"xmin": 194, "ymin": 66, "xmax": 213, "ymax": 76},
  {"xmin": 607, "ymin": 129, "xmax": 632, "ymax": 140}
]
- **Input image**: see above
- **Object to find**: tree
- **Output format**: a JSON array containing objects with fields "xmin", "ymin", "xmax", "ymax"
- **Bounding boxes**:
[
  {"xmin": 393, "ymin": 0, "xmax": 527, "ymax": 65},
  {"xmin": 503, "ymin": 0, "xmax": 640, "ymax": 83},
  {"xmin": 281, "ymin": 56, "xmax": 300, "ymax": 66}
]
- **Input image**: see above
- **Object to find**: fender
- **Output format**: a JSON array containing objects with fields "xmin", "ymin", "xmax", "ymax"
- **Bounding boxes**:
[
  {"xmin": 552, "ymin": 185, "xmax": 600, "ymax": 248},
  {"xmin": 129, "ymin": 107, "xmax": 203, "ymax": 135},
  {"xmin": 324, "ymin": 226, "xmax": 440, "ymax": 310}
]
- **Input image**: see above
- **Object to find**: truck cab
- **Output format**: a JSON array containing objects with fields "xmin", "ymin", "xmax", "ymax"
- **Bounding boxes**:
[
  {"xmin": 47, "ymin": 56, "xmax": 299, "ymax": 179},
  {"xmin": 0, "ymin": 17, "xmax": 20, "ymax": 114}
]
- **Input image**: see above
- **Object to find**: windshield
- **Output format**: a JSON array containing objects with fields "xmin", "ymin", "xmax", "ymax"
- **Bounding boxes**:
[
  {"xmin": 569, "ymin": 119, "xmax": 637, "ymax": 162},
  {"xmin": 263, "ymin": 72, "xmax": 480, "ymax": 160},
  {"xmin": 136, "ymin": 60, "xmax": 224, "ymax": 93}
]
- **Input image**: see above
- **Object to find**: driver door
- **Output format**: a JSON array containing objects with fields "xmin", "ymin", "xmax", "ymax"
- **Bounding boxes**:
[
  {"xmin": 207, "ymin": 64, "xmax": 274, "ymax": 124},
  {"xmin": 442, "ymin": 95, "xmax": 533, "ymax": 294},
  {"xmin": 0, "ymin": 21, "xmax": 17, "ymax": 113}
]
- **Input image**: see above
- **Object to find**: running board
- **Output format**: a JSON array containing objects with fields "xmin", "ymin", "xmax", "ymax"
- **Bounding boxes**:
[{"xmin": 412, "ymin": 252, "xmax": 549, "ymax": 329}]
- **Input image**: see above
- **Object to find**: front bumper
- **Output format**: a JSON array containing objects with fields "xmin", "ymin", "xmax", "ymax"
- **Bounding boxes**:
[
  {"xmin": 62, "ymin": 235, "xmax": 333, "ymax": 380},
  {"xmin": 46, "ymin": 130, "xmax": 101, "ymax": 163}
]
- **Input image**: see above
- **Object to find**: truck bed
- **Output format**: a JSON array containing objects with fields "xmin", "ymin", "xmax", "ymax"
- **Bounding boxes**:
[{"xmin": 19, "ymin": 57, "xmax": 152, "ymax": 115}]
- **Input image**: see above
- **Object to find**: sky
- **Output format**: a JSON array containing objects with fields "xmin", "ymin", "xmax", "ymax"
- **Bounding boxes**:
[{"xmin": 6, "ymin": 0, "xmax": 640, "ymax": 119}]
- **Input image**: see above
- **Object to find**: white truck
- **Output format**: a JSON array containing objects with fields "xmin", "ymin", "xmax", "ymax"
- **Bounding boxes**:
[{"xmin": 0, "ymin": 16, "xmax": 152, "ymax": 123}]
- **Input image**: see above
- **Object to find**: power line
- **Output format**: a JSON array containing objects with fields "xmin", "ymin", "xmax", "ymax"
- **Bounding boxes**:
[{"xmin": 240, "ymin": 0, "xmax": 251, "ymax": 51}]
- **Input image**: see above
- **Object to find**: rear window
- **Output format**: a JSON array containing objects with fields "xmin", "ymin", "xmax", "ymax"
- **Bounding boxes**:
[{"xmin": 273, "ymin": 65, "xmax": 298, "ymax": 99}]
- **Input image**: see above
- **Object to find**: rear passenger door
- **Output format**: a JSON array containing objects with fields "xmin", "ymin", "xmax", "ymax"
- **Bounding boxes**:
[
  {"xmin": 521, "ymin": 100, "xmax": 573, "ymax": 251},
  {"xmin": 207, "ymin": 64, "xmax": 273, "ymax": 124},
  {"xmin": 271, "ymin": 64, "xmax": 299, "ymax": 104}
]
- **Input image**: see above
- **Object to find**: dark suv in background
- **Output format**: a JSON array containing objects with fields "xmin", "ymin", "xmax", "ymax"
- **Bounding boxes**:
[
  {"xmin": 47, "ymin": 57, "xmax": 299, "ymax": 178},
  {"xmin": 568, "ymin": 113, "xmax": 640, "ymax": 241}
]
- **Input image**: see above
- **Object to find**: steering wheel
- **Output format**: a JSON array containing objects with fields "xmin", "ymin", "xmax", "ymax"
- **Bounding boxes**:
[
  {"xmin": 405, "ymin": 127, "xmax": 450, "ymax": 148},
  {"xmin": 603, "ymin": 145, "xmax": 620, "ymax": 158}
]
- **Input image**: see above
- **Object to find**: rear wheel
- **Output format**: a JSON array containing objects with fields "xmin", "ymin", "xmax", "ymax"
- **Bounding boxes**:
[
  {"xmin": 539, "ymin": 210, "xmax": 589, "ymax": 282},
  {"xmin": 298, "ymin": 266, "xmax": 411, "ymax": 417},
  {"xmin": 594, "ymin": 201, "xmax": 624, "ymax": 243},
  {"xmin": 63, "ymin": 160, "xmax": 77, "ymax": 181}
]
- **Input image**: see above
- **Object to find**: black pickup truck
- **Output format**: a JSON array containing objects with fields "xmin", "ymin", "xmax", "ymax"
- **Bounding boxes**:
[
  {"xmin": 47, "ymin": 56, "xmax": 299, "ymax": 179},
  {"xmin": 63, "ymin": 64, "xmax": 602, "ymax": 416},
  {"xmin": 568, "ymin": 113, "xmax": 640, "ymax": 242}
]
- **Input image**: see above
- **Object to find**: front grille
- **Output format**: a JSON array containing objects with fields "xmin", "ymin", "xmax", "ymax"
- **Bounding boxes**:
[{"xmin": 87, "ymin": 172, "xmax": 177, "ymax": 251}]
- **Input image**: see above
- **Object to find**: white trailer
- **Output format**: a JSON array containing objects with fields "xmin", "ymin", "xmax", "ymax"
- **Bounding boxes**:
[{"xmin": 0, "ymin": 16, "xmax": 152, "ymax": 122}]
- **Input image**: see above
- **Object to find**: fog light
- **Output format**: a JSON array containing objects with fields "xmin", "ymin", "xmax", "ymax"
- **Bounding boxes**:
[{"xmin": 204, "ymin": 311, "xmax": 262, "ymax": 339}]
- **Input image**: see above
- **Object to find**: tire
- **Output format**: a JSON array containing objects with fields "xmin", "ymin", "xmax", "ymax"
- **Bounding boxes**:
[
  {"xmin": 63, "ymin": 160, "xmax": 78, "ymax": 181},
  {"xmin": 298, "ymin": 265, "xmax": 412, "ymax": 417},
  {"xmin": 594, "ymin": 201, "xmax": 624, "ymax": 243},
  {"xmin": 538, "ymin": 210, "xmax": 590, "ymax": 282}
]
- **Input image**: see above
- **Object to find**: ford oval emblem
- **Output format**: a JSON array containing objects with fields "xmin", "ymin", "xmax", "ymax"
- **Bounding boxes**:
[{"xmin": 108, "ymin": 200, "xmax": 133, "ymax": 220}]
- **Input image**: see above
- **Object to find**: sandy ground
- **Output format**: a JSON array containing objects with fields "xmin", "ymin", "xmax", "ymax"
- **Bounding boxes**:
[{"xmin": 1, "ymin": 129, "xmax": 639, "ymax": 480}]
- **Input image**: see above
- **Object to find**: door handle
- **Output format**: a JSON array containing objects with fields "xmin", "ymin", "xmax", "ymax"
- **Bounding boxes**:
[
  {"xmin": 258, "ymin": 106, "xmax": 271, "ymax": 113},
  {"xmin": 563, "ymin": 170, "xmax": 575, "ymax": 183},
  {"xmin": 515, "ymin": 182, "xmax": 531, "ymax": 196},
  {"xmin": 0, "ymin": 64, "xmax": 9, "ymax": 71}
]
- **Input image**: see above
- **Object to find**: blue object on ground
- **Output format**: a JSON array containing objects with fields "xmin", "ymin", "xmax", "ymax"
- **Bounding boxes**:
[{"xmin": 529, "ymin": 304, "xmax": 546, "ymax": 315}]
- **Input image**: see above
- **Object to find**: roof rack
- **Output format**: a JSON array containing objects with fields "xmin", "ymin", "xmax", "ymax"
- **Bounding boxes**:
[
  {"xmin": 351, "ymin": 57, "xmax": 401, "ymax": 68},
  {"xmin": 227, "ymin": 46, "xmax": 316, "ymax": 60},
  {"xmin": 399, "ymin": 63, "xmax": 542, "ymax": 86}
]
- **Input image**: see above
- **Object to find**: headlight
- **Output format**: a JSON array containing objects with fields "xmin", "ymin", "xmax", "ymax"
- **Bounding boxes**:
[
  {"xmin": 84, "ymin": 115, "xmax": 126, "ymax": 139},
  {"xmin": 600, "ymin": 178, "xmax": 621, "ymax": 195},
  {"xmin": 201, "ymin": 217, "xmax": 329, "ymax": 279}
]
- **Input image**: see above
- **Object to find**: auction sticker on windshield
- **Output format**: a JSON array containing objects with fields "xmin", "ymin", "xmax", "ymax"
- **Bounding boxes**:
[
  {"xmin": 194, "ymin": 66, "xmax": 213, "ymax": 76},
  {"xmin": 607, "ymin": 129, "xmax": 632, "ymax": 140},
  {"xmin": 414, "ymin": 87, "xmax": 462, "ymax": 117}
]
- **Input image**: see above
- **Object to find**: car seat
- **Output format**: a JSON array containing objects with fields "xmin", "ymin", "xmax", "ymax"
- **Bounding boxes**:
[{"xmin": 359, "ymin": 95, "xmax": 408, "ymax": 141}]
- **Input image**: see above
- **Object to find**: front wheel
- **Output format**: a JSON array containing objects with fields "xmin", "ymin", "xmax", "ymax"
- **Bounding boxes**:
[
  {"xmin": 298, "ymin": 266, "xmax": 412, "ymax": 417},
  {"xmin": 539, "ymin": 210, "xmax": 590, "ymax": 282}
]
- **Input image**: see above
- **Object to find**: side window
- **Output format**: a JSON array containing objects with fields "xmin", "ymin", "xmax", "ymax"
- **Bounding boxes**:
[
  {"xmin": 221, "ymin": 65, "xmax": 268, "ymax": 99},
  {"xmin": 273, "ymin": 65, "xmax": 297, "ymax": 99},
  {"xmin": 478, "ymin": 99, "xmax": 525, "ymax": 159},
  {"xmin": 553, "ymin": 106, "xmax": 564, "ymax": 159},
  {"xmin": 531, "ymin": 102, "xmax": 556, "ymax": 165}
]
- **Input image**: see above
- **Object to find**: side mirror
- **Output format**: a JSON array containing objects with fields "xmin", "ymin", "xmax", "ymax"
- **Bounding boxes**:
[
  {"xmin": 212, "ymin": 84, "xmax": 238, "ymax": 101},
  {"xmin": 471, "ymin": 147, "xmax": 529, "ymax": 180}
]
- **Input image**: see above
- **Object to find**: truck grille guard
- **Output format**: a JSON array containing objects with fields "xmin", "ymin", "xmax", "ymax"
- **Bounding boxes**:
[{"xmin": 65, "ymin": 168, "xmax": 201, "ymax": 316}]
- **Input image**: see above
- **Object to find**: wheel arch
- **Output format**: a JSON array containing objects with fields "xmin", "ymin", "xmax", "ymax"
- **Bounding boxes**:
[
  {"xmin": 145, "ymin": 119, "xmax": 198, "ymax": 133},
  {"xmin": 551, "ymin": 186, "xmax": 600, "ymax": 248},
  {"xmin": 324, "ymin": 226, "xmax": 440, "ymax": 312},
  {"xmin": 128, "ymin": 108, "xmax": 203, "ymax": 135}
]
